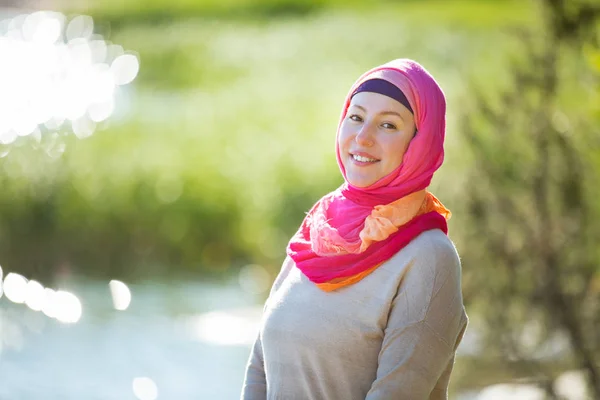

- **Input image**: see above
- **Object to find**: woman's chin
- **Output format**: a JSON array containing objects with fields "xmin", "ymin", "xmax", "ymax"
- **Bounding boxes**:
[{"xmin": 346, "ymin": 176, "xmax": 377, "ymax": 188}]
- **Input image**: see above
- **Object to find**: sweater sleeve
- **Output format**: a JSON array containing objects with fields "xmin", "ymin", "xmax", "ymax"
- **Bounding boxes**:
[
  {"xmin": 240, "ymin": 330, "xmax": 267, "ymax": 400},
  {"xmin": 240, "ymin": 257, "xmax": 294, "ymax": 400},
  {"xmin": 365, "ymin": 233, "xmax": 468, "ymax": 400}
]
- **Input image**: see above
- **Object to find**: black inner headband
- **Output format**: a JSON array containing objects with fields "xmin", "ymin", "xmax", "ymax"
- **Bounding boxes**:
[{"xmin": 351, "ymin": 78, "xmax": 413, "ymax": 114}]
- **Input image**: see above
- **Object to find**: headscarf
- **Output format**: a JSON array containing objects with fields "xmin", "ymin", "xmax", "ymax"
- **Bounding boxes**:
[{"xmin": 286, "ymin": 59, "xmax": 451, "ymax": 291}]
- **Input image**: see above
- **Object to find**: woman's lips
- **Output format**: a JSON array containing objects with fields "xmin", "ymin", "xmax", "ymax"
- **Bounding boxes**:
[{"xmin": 349, "ymin": 151, "xmax": 380, "ymax": 166}]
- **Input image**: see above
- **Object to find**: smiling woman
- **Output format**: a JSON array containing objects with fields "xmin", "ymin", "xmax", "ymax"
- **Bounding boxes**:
[
  {"xmin": 241, "ymin": 59, "xmax": 467, "ymax": 400},
  {"xmin": 339, "ymin": 80, "xmax": 417, "ymax": 188}
]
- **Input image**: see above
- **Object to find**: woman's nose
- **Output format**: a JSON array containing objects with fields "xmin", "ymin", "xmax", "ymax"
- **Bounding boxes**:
[{"xmin": 355, "ymin": 124, "xmax": 374, "ymax": 147}]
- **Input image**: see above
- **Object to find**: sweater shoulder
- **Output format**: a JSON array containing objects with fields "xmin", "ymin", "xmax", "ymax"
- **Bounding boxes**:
[
  {"xmin": 383, "ymin": 229, "xmax": 461, "ymax": 278},
  {"xmin": 411, "ymin": 229, "xmax": 460, "ymax": 260}
]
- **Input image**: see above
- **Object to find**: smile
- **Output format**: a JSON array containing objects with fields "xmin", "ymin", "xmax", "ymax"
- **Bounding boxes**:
[{"xmin": 351, "ymin": 153, "xmax": 379, "ymax": 163}]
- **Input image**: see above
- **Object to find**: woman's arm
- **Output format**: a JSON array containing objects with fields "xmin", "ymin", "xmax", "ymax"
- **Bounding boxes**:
[
  {"xmin": 240, "ymin": 331, "xmax": 267, "ymax": 400},
  {"xmin": 240, "ymin": 257, "xmax": 294, "ymax": 400},
  {"xmin": 365, "ymin": 232, "xmax": 468, "ymax": 400}
]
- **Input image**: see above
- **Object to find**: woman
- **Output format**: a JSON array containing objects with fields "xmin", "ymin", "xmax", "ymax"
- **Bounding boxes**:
[{"xmin": 241, "ymin": 59, "xmax": 468, "ymax": 400}]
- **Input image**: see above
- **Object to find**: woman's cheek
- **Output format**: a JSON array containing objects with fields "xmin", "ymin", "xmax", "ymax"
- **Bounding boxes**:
[{"xmin": 338, "ymin": 126, "xmax": 351, "ymax": 148}]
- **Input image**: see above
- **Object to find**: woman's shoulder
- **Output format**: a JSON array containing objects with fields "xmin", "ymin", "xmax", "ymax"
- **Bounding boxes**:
[
  {"xmin": 386, "ymin": 228, "xmax": 461, "ymax": 276},
  {"xmin": 410, "ymin": 229, "xmax": 459, "ymax": 258}
]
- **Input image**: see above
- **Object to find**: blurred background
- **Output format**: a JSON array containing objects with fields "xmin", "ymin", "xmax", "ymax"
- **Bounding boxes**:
[{"xmin": 0, "ymin": 0, "xmax": 598, "ymax": 398}]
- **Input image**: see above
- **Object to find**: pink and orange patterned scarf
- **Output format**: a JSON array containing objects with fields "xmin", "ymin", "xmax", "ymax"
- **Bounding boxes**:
[{"xmin": 287, "ymin": 59, "xmax": 451, "ymax": 291}]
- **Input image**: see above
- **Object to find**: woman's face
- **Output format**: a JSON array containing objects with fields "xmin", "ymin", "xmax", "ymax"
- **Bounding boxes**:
[{"xmin": 338, "ymin": 91, "xmax": 416, "ymax": 188}]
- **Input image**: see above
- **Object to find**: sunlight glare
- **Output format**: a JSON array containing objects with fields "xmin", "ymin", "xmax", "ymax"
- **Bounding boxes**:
[
  {"xmin": 0, "ymin": 12, "xmax": 137, "ymax": 144},
  {"xmin": 89, "ymin": 39, "xmax": 107, "ymax": 63},
  {"xmin": 190, "ymin": 308, "xmax": 262, "ymax": 346},
  {"xmin": 25, "ymin": 279, "xmax": 45, "ymax": 311},
  {"xmin": 68, "ymin": 38, "xmax": 92, "ymax": 66},
  {"xmin": 8, "ymin": 14, "xmax": 27, "ymax": 38},
  {"xmin": 477, "ymin": 383, "xmax": 544, "ymax": 400},
  {"xmin": 41, "ymin": 288, "xmax": 57, "ymax": 318},
  {"xmin": 132, "ymin": 377, "xmax": 158, "ymax": 400},
  {"xmin": 555, "ymin": 370, "xmax": 587, "ymax": 400},
  {"xmin": 106, "ymin": 44, "xmax": 124, "ymax": 63},
  {"xmin": 44, "ymin": 117, "xmax": 65, "ymax": 130},
  {"xmin": 88, "ymin": 99, "xmax": 115, "ymax": 122},
  {"xmin": 111, "ymin": 54, "xmax": 140, "ymax": 85},
  {"xmin": 65, "ymin": 15, "xmax": 93, "ymax": 41},
  {"xmin": 30, "ymin": 127, "xmax": 42, "ymax": 144},
  {"xmin": 72, "ymin": 116, "xmax": 96, "ymax": 139},
  {"xmin": 89, "ymin": 63, "xmax": 115, "ymax": 103},
  {"xmin": 109, "ymin": 280, "xmax": 132, "ymax": 311},
  {"xmin": 0, "ymin": 130, "xmax": 17, "ymax": 145},
  {"xmin": 0, "ymin": 265, "xmax": 3, "ymax": 299},
  {"xmin": 53, "ymin": 290, "xmax": 82, "ymax": 323},
  {"xmin": 22, "ymin": 12, "xmax": 62, "ymax": 44},
  {"xmin": 3, "ymin": 272, "xmax": 28, "ymax": 303}
]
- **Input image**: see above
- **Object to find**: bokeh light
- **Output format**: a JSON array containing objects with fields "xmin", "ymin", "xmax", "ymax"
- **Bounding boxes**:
[
  {"xmin": 111, "ymin": 54, "xmax": 140, "ymax": 85},
  {"xmin": 477, "ymin": 383, "xmax": 544, "ymax": 400},
  {"xmin": 3, "ymin": 272, "xmax": 28, "ymax": 304},
  {"xmin": 189, "ymin": 309, "xmax": 262, "ymax": 346},
  {"xmin": 53, "ymin": 290, "xmax": 83, "ymax": 324},
  {"xmin": 109, "ymin": 280, "xmax": 132, "ymax": 311},
  {"xmin": 41, "ymin": 288, "xmax": 58, "ymax": 319},
  {"xmin": 132, "ymin": 377, "xmax": 158, "ymax": 400},
  {"xmin": 0, "ymin": 11, "xmax": 139, "ymax": 146},
  {"xmin": 65, "ymin": 15, "xmax": 93, "ymax": 41},
  {"xmin": 0, "ymin": 269, "xmax": 83, "ymax": 324},
  {"xmin": 24, "ymin": 279, "xmax": 45, "ymax": 312},
  {"xmin": 0, "ymin": 264, "xmax": 3, "ymax": 299},
  {"xmin": 555, "ymin": 370, "xmax": 587, "ymax": 400}
]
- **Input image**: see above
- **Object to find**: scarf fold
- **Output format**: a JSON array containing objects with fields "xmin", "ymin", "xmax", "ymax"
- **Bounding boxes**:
[
  {"xmin": 286, "ymin": 59, "xmax": 449, "ymax": 291},
  {"xmin": 287, "ymin": 191, "xmax": 451, "ymax": 291}
]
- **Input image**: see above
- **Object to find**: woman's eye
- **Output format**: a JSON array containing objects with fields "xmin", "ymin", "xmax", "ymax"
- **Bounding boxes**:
[
  {"xmin": 381, "ymin": 122, "xmax": 397, "ymax": 130},
  {"xmin": 349, "ymin": 114, "xmax": 363, "ymax": 122}
]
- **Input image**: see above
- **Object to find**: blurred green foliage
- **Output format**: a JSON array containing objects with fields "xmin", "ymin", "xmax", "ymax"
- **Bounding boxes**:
[
  {"xmin": 454, "ymin": 0, "xmax": 600, "ymax": 394},
  {"xmin": 69, "ymin": 0, "xmax": 534, "ymax": 28},
  {"xmin": 0, "ymin": 0, "xmax": 540, "ymax": 283}
]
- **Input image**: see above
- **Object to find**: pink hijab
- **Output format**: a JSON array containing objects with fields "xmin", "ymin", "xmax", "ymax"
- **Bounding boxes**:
[{"xmin": 287, "ymin": 59, "xmax": 448, "ymax": 287}]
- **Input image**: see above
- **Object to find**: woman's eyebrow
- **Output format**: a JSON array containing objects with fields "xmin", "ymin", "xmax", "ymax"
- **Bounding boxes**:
[
  {"xmin": 350, "ymin": 104, "xmax": 404, "ymax": 121},
  {"xmin": 348, "ymin": 104, "xmax": 367, "ymax": 113},
  {"xmin": 380, "ymin": 111, "xmax": 403, "ymax": 119}
]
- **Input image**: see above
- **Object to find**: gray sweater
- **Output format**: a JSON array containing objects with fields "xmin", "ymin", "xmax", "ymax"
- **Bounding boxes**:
[{"xmin": 241, "ymin": 229, "xmax": 468, "ymax": 400}]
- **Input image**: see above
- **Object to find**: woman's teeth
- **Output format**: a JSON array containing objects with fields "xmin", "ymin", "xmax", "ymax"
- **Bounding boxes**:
[{"xmin": 352, "ymin": 154, "xmax": 378, "ymax": 162}]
